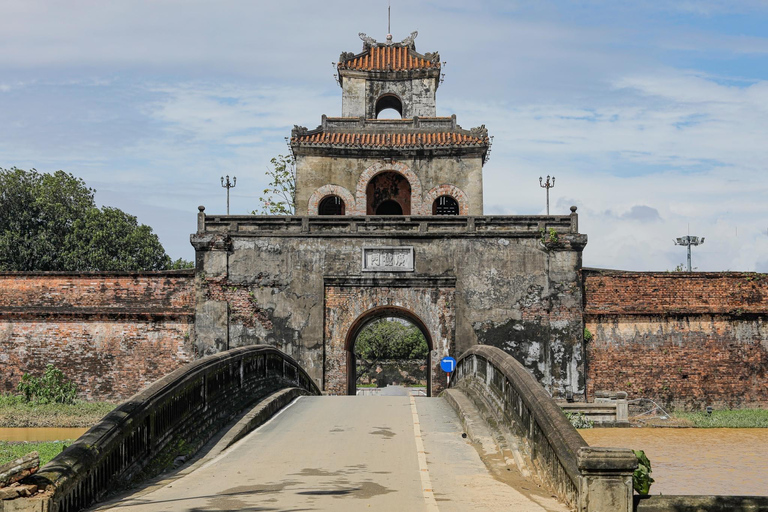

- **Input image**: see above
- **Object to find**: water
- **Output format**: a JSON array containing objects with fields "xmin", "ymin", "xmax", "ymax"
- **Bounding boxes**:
[
  {"xmin": 580, "ymin": 428, "xmax": 768, "ymax": 496},
  {"xmin": 0, "ymin": 427, "xmax": 88, "ymax": 442}
]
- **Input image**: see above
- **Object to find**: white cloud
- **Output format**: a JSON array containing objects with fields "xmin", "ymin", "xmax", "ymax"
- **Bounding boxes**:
[{"xmin": 1, "ymin": 1, "xmax": 767, "ymax": 270}]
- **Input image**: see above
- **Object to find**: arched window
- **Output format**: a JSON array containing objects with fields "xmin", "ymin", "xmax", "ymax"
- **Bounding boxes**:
[
  {"xmin": 318, "ymin": 195, "xmax": 345, "ymax": 215},
  {"xmin": 432, "ymin": 195, "xmax": 459, "ymax": 215},
  {"xmin": 366, "ymin": 171, "xmax": 411, "ymax": 215},
  {"xmin": 375, "ymin": 94, "xmax": 403, "ymax": 119}
]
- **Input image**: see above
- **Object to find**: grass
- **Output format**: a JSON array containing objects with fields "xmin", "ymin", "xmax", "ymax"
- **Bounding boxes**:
[
  {"xmin": 673, "ymin": 409, "xmax": 768, "ymax": 428},
  {"xmin": 0, "ymin": 440, "xmax": 72, "ymax": 467},
  {"xmin": 0, "ymin": 394, "xmax": 116, "ymax": 428}
]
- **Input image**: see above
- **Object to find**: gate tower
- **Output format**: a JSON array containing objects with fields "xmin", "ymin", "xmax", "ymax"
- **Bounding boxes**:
[
  {"xmin": 292, "ymin": 32, "xmax": 487, "ymax": 217},
  {"xmin": 192, "ymin": 32, "xmax": 588, "ymax": 398}
]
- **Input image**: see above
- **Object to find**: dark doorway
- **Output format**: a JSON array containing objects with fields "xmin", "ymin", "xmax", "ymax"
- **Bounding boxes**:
[
  {"xmin": 366, "ymin": 171, "xmax": 411, "ymax": 215},
  {"xmin": 376, "ymin": 200, "xmax": 403, "ymax": 215},
  {"xmin": 318, "ymin": 195, "xmax": 345, "ymax": 215},
  {"xmin": 432, "ymin": 195, "xmax": 459, "ymax": 215}
]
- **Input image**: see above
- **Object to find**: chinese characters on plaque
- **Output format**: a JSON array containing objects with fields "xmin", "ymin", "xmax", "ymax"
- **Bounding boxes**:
[{"xmin": 362, "ymin": 247, "xmax": 414, "ymax": 272}]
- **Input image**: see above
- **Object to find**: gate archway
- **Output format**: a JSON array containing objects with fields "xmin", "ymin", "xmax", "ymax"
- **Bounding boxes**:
[
  {"xmin": 322, "ymin": 277, "xmax": 456, "ymax": 396},
  {"xmin": 344, "ymin": 306, "xmax": 434, "ymax": 396}
]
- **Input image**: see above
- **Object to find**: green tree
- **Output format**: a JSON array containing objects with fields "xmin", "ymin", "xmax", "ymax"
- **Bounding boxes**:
[
  {"xmin": 253, "ymin": 154, "xmax": 296, "ymax": 215},
  {"xmin": 64, "ymin": 207, "xmax": 173, "ymax": 271},
  {"xmin": 0, "ymin": 167, "xmax": 193, "ymax": 271},
  {"xmin": 355, "ymin": 319, "xmax": 429, "ymax": 380}
]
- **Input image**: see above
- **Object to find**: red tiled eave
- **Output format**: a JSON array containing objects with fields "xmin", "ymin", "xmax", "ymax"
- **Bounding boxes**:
[
  {"xmin": 291, "ymin": 131, "xmax": 487, "ymax": 148},
  {"xmin": 339, "ymin": 46, "xmax": 439, "ymax": 72}
]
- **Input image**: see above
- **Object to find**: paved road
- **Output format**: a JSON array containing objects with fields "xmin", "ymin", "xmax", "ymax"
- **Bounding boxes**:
[{"xmin": 100, "ymin": 396, "xmax": 566, "ymax": 511}]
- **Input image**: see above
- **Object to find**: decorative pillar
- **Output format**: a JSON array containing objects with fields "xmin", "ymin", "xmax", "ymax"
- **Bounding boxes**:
[{"xmin": 578, "ymin": 447, "xmax": 637, "ymax": 512}]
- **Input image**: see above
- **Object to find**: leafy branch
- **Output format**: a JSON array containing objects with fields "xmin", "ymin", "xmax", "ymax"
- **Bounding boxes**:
[{"xmin": 253, "ymin": 154, "xmax": 296, "ymax": 215}]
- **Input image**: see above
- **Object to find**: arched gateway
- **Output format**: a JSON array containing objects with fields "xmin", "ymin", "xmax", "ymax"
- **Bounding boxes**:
[
  {"xmin": 191, "ymin": 31, "xmax": 588, "ymax": 400},
  {"xmin": 344, "ymin": 307, "xmax": 435, "ymax": 395}
]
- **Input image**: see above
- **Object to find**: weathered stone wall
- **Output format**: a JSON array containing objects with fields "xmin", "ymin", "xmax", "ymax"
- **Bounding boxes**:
[
  {"xmin": 295, "ymin": 157, "xmax": 484, "ymax": 216},
  {"xmin": 583, "ymin": 269, "xmax": 768, "ymax": 409},
  {"xmin": 365, "ymin": 77, "xmax": 437, "ymax": 118},
  {"xmin": 0, "ymin": 272, "xmax": 195, "ymax": 401},
  {"xmin": 193, "ymin": 213, "xmax": 586, "ymax": 397}
]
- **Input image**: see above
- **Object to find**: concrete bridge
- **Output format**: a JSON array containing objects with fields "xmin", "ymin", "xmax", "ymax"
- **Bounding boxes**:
[{"xmin": 16, "ymin": 346, "xmax": 745, "ymax": 512}]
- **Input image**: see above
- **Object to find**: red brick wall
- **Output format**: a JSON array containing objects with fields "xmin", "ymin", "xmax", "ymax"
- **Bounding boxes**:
[
  {"xmin": 583, "ymin": 270, "xmax": 768, "ymax": 409},
  {"xmin": 0, "ymin": 272, "xmax": 195, "ymax": 401}
]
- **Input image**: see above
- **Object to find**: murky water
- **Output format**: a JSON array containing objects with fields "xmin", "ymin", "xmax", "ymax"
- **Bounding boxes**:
[
  {"xmin": 580, "ymin": 428, "xmax": 768, "ymax": 496},
  {"xmin": 0, "ymin": 427, "xmax": 88, "ymax": 442}
]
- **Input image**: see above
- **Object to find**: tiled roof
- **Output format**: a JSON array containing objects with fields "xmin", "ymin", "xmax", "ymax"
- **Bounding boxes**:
[
  {"xmin": 292, "ymin": 131, "xmax": 486, "ymax": 148},
  {"xmin": 339, "ymin": 46, "xmax": 439, "ymax": 71}
]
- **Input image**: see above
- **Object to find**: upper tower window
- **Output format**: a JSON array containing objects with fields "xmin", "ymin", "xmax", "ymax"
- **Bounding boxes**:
[
  {"xmin": 375, "ymin": 94, "xmax": 403, "ymax": 119},
  {"xmin": 318, "ymin": 195, "xmax": 345, "ymax": 215},
  {"xmin": 432, "ymin": 195, "xmax": 459, "ymax": 215}
]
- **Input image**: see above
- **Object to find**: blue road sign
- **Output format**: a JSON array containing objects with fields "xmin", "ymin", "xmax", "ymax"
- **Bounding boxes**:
[{"xmin": 440, "ymin": 356, "xmax": 457, "ymax": 373}]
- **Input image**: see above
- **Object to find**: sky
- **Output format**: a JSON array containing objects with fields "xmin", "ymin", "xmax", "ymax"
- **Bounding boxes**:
[{"xmin": 2, "ymin": 0, "xmax": 767, "ymax": 271}]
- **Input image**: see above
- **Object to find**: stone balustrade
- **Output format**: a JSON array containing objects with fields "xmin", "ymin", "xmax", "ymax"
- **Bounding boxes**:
[
  {"xmin": 451, "ymin": 345, "xmax": 637, "ymax": 512},
  {"xmin": 195, "ymin": 210, "xmax": 581, "ymax": 239},
  {"xmin": 22, "ymin": 346, "xmax": 320, "ymax": 512}
]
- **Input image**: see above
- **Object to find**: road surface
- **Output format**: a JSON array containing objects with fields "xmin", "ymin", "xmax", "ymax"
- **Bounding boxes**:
[{"xmin": 98, "ymin": 396, "xmax": 567, "ymax": 511}]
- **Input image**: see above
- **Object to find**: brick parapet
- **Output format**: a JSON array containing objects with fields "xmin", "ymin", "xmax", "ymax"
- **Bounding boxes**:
[
  {"xmin": 583, "ymin": 269, "xmax": 767, "ymax": 316},
  {"xmin": 0, "ymin": 272, "xmax": 195, "ymax": 314}
]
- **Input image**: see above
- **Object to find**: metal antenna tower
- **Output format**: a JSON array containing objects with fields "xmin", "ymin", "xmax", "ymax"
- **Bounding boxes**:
[
  {"xmin": 674, "ymin": 235, "xmax": 704, "ymax": 272},
  {"xmin": 221, "ymin": 175, "xmax": 236, "ymax": 215},
  {"xmin": 539, "ymin": 175, "xmax": 555, "ymax": 215}
]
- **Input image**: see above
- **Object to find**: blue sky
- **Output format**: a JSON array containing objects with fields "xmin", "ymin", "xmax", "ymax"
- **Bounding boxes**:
[{"xmin": 2, "ymin": 0, "xmax": 767, "ymax": 271}]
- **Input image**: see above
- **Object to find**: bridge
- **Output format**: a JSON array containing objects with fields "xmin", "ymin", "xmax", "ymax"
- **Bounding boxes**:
[{"xmin": 17, "ymin": 346, "xmax": 733, "ymax": 512}]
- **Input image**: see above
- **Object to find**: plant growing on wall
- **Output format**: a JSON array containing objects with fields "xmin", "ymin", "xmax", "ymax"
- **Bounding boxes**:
[
  {"xmin": 17, "ymin": 364, "xmax": 78, "ymax": 405},
  {"xmin": 539, "ymin": 227, "xmax": 560, "ymax": 246},
  {"xmin": 632, "ymin": 449, "xmax": 654, "ymax": 495},
  {"xmin": 254, "ymin": 154, "xmax": 296, "ymax": 215},
  {"xmin": 583, "ymin": 327, "xmax": 593, "ymax": 342},
  {"xmin": 565, "ymin": 411, "xmax": 593, "ymax": 429}
]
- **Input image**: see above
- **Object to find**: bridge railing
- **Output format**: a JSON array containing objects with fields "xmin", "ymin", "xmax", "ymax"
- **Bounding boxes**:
[
  {"xmin": 28, "ymin": 346, "xmax": 320, "ymax": 512},
  {"xmin": 451, "ymin": 345, "xmax": 637, "ymax": 512}
]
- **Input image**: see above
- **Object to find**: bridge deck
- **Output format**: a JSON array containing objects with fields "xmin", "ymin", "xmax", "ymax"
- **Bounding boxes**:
[{"xmin": 99, "ymin": 394, "xmax": 566, "ymax": 511}]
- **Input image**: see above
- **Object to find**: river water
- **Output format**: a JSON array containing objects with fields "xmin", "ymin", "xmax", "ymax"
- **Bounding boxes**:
[
  {"xmin": 0, "ymin": 427, "xmax": 88, "ymax": 442},
  {"xmin": 580, "ymin": 428, "xmax": 768, "ymax": 496}
]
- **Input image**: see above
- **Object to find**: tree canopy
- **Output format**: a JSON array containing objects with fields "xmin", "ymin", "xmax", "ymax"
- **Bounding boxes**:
[
  {"xmin": 355, "ymin": 319, "xmax": 429, "ymax": 361},
  {"xmin": 0, "ymin": 167, "xmax": 192, "ymax": 271}
]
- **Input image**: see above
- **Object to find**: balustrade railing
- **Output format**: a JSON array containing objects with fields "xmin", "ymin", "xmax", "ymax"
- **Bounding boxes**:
[
  {"xmin": 451, "ymin": 345, "xmax": 636, "ymax": 512},
  {"xmin": 28, "ymin": 346, "xmax": 320, "ymax": 512}
]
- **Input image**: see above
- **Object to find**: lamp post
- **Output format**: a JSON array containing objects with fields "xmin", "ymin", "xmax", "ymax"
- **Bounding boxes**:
[
  {"xmin": 539, "ymin": 175, "xmax": 555, "ymax": 215},
  {"xmin": 674, "ymin": 235, "xmax": 704, "ymax": 272},
  {"xmin": 221, "ymin": 175, "xmax": 236, "ymax": 215}
]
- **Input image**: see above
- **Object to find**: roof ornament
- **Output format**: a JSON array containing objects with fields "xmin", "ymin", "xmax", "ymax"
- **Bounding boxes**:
[
  {"xmin": 359, "ymin": 32, "xmax": 378, "ymax": 49},
  {"xmin": 400, "ymin": 31, "xmax": 418, "ymax": 49}
]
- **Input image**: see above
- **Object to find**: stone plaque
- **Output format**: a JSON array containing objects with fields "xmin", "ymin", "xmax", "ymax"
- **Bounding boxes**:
[{"xmin": 362, "ymin": 247, "xmax": 414, "ymax": 272}]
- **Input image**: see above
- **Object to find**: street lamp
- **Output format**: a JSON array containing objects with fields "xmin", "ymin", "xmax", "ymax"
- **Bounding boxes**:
[
  {"xmin": 674, "ymin": 235, "xmax": 704, "ymax": 272},
  {"xmin": 221, "ymin": 175, "xmax": 236, "ymax": 215},
  {"xmin": 539, "ymin": 175, "xmax": 555, "ymax": 215}
]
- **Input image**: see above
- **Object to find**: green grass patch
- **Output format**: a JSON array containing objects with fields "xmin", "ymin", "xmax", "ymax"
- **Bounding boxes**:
[
  {"xmin": 0, "ymin": 441, "xmax": 71, "ymax": 467},
  {"xmin": 0, "ymin": 394, "xmax": 116, "ymax": 428},
  {"xmin": 673, "ymin": 409, "xmax": 768, "ymax": 428}
]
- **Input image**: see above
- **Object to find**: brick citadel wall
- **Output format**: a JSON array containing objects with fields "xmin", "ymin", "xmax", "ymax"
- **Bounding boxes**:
[
  {"xmin": 583, "ymin": 269, "xmax": 768, "ymax": 409},
  {"xmin": 0, "ymin": 271, "xmax": 195, "ymax": 401}
]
